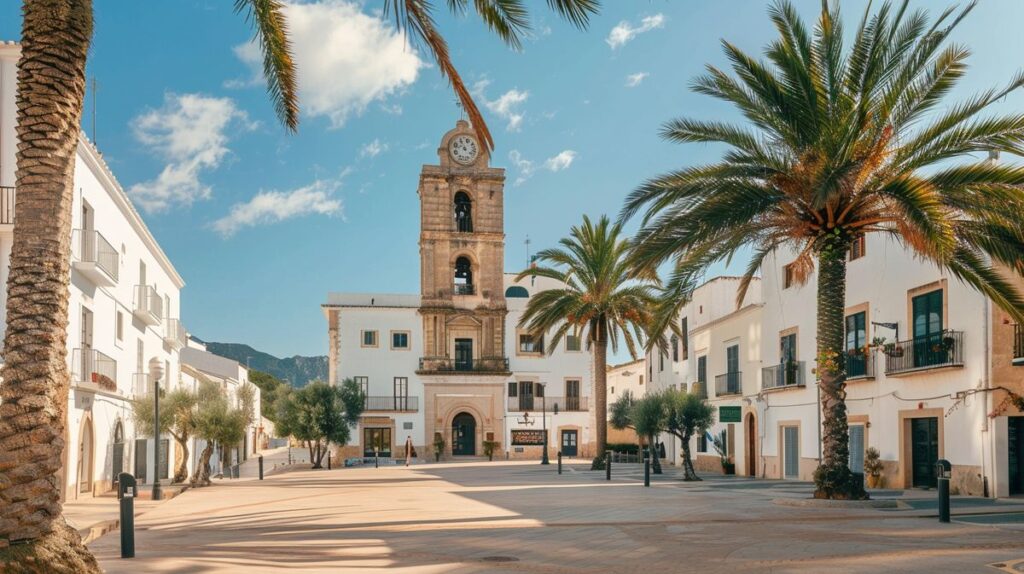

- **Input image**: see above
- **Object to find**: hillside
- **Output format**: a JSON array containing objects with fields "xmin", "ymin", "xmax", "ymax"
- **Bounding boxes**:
[{"xmin": 204, "ymin": 341, "xmax": 327, "ymax": 387}]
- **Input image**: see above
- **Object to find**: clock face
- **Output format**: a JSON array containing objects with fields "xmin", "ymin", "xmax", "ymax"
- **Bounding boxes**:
[{"xmin": 449, "ymin": 135, "xmax": 479, "ymax": 165}]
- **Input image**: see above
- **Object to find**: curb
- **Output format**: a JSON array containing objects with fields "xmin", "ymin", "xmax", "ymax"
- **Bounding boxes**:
[{"xmin": 772, "ymin": 497, "xmax": 902, "ymax": 509}]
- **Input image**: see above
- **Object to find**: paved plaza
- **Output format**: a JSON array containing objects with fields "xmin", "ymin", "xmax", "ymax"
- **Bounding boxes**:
[{"xmin": 87, "ymin": 460, "xmax": 1024, "ymax": 573}]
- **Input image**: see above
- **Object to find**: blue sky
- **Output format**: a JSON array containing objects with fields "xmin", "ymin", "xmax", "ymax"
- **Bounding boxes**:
[{"xmin": 2, "ymin": 1, "xmax": 1024, "ymax": 360}]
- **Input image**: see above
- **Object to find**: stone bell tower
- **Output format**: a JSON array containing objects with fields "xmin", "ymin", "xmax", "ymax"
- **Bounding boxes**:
[{"xmin": 417, "ymin": 120, "xmax": 509, "ymax": 374}]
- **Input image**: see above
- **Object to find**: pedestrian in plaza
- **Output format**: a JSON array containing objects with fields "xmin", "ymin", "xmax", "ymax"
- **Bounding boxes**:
[{"xmin": 405, "ymin": 436, "xmax": 414, "ymax": 467}]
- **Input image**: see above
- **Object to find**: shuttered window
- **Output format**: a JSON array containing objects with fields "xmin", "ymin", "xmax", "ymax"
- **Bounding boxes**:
[
  {"xmin": 849, "ymin": 425, "xmax": 865, "ymax": 474},
  {"xmin": 783, "ymin": 426, "xmax": 799, "ymax": 479}
]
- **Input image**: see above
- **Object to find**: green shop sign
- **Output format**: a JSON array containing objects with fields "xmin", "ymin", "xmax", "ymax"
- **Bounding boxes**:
[{"xmin": 719, "ymin": 406, "xmax": 742, "ymax": 423}]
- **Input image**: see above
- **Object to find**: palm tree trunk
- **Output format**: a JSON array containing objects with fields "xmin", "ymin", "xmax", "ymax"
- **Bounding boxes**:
[
  {"xmin": 813, "ymin": 237, "xmax": 867, "ymax": 500},
  {"xmin": 679, "ymin": 431, "xmax": 700, "ymax": 481},
  {"xmin": 591, "ymin": 325, "xmax": 608, "ymax": 469},
  {"xmin": 0, "ymin": 1, "xmax": 98, "ymax": 571}
]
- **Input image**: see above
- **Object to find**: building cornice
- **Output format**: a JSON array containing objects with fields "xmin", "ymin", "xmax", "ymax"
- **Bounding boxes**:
[{"xmin": 689, "ymin": 303, "xmax": 764, "ymax": 336}]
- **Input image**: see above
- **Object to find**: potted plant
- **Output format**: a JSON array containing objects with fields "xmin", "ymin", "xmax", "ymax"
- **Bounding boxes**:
[
  {"xmin": 482, "ymin": 440, "xmax": 499, "ymax": 461},
  {"xmin": 864, "ymin": 447, "xmax": 883, "ymax": 488},
  {"xmin": 432, "ymin": 433, "xmax": 445, "ymax": 462},
  {"xmin": 711, "ymin": 430, "xmax": 735, "ymax": 475}
]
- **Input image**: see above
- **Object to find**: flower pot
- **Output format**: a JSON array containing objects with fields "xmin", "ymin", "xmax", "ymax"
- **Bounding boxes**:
[
  {"xmin": 722, "ymin": 462, "xmax": 736, "ymax": 475},
  {"xmin": 866, "ymin": 474, "xmax": 881, "ymax": 489}
]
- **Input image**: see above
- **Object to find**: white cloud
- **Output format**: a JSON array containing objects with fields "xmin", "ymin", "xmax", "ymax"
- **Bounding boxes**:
[
  {"xmin": 232, "ymin": 1, "xmax": 423, "ymax": 128},
  {"xmin": 129, "ymin": 93, "xmax": 251, "ymax": 213},
  {"xmin": 544, "ymin": 150, "xmax": 577, "ymax": 171},
  {"xmin": 212, "ymin": 179, "xmax": 343, "ymax": 237},
  {"xmin": 625, "ymin": 72, "xmax": 649, "ymax": 87},
  {"xmin": 474, "ymin": 80, "xmax": 529, "ymax": 132},
  {"xmin": 606, "ymin": 14, "xmax": 665, "ymax": 49},
  {"xmin": 360, "ymin": 138, "xmax": 388, "ymax": 159},
  {"xmin": 509, "ymin": 150, "xmax": 535, "ymax": 186}
]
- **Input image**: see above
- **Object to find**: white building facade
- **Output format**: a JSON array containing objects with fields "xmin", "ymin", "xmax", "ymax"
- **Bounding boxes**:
[
  {"xmin": 1, "ymin": 42, "xmax": 188, "ymax": 499},
  {"xmin": 324, "ymin": 121, "xmax": 595, "ymax": 461}
]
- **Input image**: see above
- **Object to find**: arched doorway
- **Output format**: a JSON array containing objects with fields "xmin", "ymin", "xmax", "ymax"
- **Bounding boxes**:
[
  {"xmin": 78, "ymin": 418, "xmax": 94, "ymax": 495},
  {"xmin": 111, "ymin": 421, "xmax": 125, "ymax": 489},
  {"xmin": 452, "ymin": 412, "xmax": 476, "ymax": 456},
  {"xmin": 745, "ymin": 413, "xmax": 756, "ymax": 477}
]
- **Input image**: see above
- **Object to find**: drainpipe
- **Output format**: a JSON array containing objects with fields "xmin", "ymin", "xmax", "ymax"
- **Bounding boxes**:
[{"xmin": 981, "ymin": 150, "xmax": 997, "ymax": 498}]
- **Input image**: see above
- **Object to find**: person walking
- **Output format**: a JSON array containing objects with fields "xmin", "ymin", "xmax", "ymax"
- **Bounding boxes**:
[{"xmin": 405, "ymin": 436, "xmax": 414, "ymax": 467}]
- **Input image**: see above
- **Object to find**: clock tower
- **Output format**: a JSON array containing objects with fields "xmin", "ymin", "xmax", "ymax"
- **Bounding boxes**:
[{"xmin": 417, "ymin": 120, "xmax": 509, "ymax": 374}]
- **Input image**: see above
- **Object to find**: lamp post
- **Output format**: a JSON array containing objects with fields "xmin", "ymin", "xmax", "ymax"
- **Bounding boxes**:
[
  {"xmin": 148, "ymin": 357, "xmax": 164, "ymax": 501},
  {"xmin": 541, "ymin": 383, "xmax": 549, "ymax": 465}
]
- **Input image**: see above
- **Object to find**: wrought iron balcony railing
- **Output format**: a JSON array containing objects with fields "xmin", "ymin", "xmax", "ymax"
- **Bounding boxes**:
[
  {"xmin": 506, "ymin": 395, "xmax": 588, "ymax": 412},
  {"xmin": 72, "ymin": 348, "xmax": 117, "ymax": 392},
  {"xmin": 72, "ymin": 229, "xmax": 119, "ymax": 285},
  {"xmin": 364, "ymin": 395, "xmax": 419, "ymax": 412},
  {"xmin": 715, "ymin": 371, "xmax": 742, "ymax": 397},
  {"xmin": 762, "ymin": 361, "xmax": 805, "ymax": 390},
  {"xmin": 418, "ymin": 356, "xmax": 510, "ymax": 373},
  {"xmin": 884, "ymin": 330, "xmax": 964, "ymax": 375},
  {"xmin": 846, "ymin": 348, "xmax": 876, "ymax": 379}
]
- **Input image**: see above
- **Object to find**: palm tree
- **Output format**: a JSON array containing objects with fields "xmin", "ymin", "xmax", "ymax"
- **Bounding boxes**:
[
  {"xmin": 0, "ymin": 2, "xmax": 296, "ymax": 570},
  {"xmin": 516, "ymin": 215, "xmax": 660, "ymax": 469},
  {"xmin": 622, "ymin": 1, "xmax": 1024, "ymax": 500}
]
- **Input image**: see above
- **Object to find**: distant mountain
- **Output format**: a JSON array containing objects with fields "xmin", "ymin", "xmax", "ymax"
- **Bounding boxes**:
[{"xmin": 204, "ymin": 342, "xmax": 327, "ymax": 388}]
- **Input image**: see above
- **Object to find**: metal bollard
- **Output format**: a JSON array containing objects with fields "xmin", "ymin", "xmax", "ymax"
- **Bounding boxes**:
[
  {"xmin": 558, "ymin": 451, "xmax": 562, "ymax": 475},
  {"xmin": 606, "ymin": 450, "xmax": 612, "ymax": 481},
  {"xmin": 644, "ymin": 450, "xmax": 651, "ymax": 487},
  {"xmin": 328, "ymin": 451, "xmax": 332, "ymax": 470},
  {"xmin": 936, "ymin": 459, "xmax": 952, "ymax": 523},
  {"xmin": 258, "ymin": 455, "xmax": 264, "ymax": 480},
  {"xmin": 117, "ymin": 472, "xmax": 137, "ymax": 559}
]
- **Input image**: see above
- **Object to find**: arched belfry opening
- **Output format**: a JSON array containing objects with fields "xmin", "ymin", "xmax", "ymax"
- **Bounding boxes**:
[
  {"xmin": 454, "ymin": 191, "xmax": 473, "ymax": 232},
  {"xmin": 454, "ymin": 256, "xmax": 474, "ymax": 295}
]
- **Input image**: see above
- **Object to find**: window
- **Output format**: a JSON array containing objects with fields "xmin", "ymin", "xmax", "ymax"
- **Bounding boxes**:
[
  {"xmin": 849, "ymin": 234, "xmax": 866, "ymax": 261},
  {"xmin": 391, "ymin": 331, "xmax": 410, "ymax": 350},
  {"xmin": 518, "ymin": 381, "xmax": 536, "ymax": 410},
  {"xmin": 697, "ymin": 431, "xmax": 708, "ymax": 453},
  {"xmin": 697, "ymin": 356, "xmax": 707, "ymax": 383},
  {"xmin": 681, "ymin": 317, "xmax": 689, "ymax": 360},
  {"xmin": 912, "ymin": 289, "xmax": 945, "ymax": 368},
  {"xmin": 454, "ymin": 191, "xmax": 472, "ymax": 232},
  {"xmin": 783, "ymin": 263, "xmax": 796, "ymax": 289},
  {"xmin": 518, "ymin": 333, "xmax": 544, "ymax": 354},
  {"xmin": 354, "ymin": 376, "xmax": 369, "ymax": 397},
  {"xmin": 566, "ymin": 335, "xmax": 582, "ymax": 352},
  {"xmin": 639, "ymin": 375, "xmax": 644, "ymax": 385},
  {"xmin": 361, "ymin": 330, "xmax": 378, "ymax": 347},
  {"xmin": 505, "ymin": 286, "xmax": 529, "ymax": 298},
  {"xmin": 671, "ymin": 335, "xmax": 679, "ymax": 362},
  {"xmin": 780, "ymin": 333, "xmax": 797, "ymax": 363},
  {"xmin": 115, "ymin": 310, "xmax": 124, "ymax": 343},
  {"xmin": 845, "ymin": 312, "xmax": 868, "ymax": 377},
  {"xmin": 508, "ymin": 382, "xmax": 518, "ymax": 397},
  {"xmin": 566, "ymin": 379, "xmax": 581, "ymax": 411},
  {"xmin": 611, "ymin": 386, "xmax": 615, "ymax": 394},
  {"xmin": 659, "ymin": 351, "xmax": 665, "ymax": 372},
  {"xmin": 394, "ymin": 377, "xmax": 409, "ymax": 410},
  {"xmin": 363, "ymin": 428, "xmax": 392, "ymax": 457},
  {"xmin": 454, "ymin": 256, "xmax": 474, "ymax": 295}
]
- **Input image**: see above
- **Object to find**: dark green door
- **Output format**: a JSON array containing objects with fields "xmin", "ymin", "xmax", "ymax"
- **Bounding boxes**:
[
  {"xmin": 1010, "ymin": 417, "xmax": 1024, "ymax": 495},
  {"xmin": 452, "ymin": 413, "xmax": 476, "ymax": 455},
  {"xmin": 911, "ymin": 418, "xmax": 939, "ymax": 488},
  {"xmin": 912, "ymin": 290, "xmax": 943, "ymax": 368},
  {"xmin": 561, "ymin": 430, "xmax": 578, "ymax": 456}
]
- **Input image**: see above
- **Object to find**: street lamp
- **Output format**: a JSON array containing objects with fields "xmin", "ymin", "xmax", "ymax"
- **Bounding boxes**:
[
  {"xmin": 541, "ymin": 382, "xmax": 549, "ymax": 465},
  {"xmin": 148, "ymin": 357, "xmax": 164, "ymax": 501}
]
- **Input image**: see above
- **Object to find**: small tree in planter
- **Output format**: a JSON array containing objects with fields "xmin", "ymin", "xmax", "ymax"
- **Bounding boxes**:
[
  {"xmin": 864, "ymin": 447, "xmax": 884, "ymax": 489},
  {"xmin": 433, "ymin": 433, "xmax": 445, "ymax": 462},
  {"xmin": 483, "ymin": 440, "xmax": 499, "ymax": 461},
  {"xmin": 663, "ymin": 388, "xmax": 715, "ymax": 481},
  {"xmin": 711, "ymin": 429, "xmax": 735, "ymax": 475}
]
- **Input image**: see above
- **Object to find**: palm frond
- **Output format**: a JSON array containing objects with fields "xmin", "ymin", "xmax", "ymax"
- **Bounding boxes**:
[{"xmin": 234, "ymin": 0, "xmax": 299, "ymax": 132}]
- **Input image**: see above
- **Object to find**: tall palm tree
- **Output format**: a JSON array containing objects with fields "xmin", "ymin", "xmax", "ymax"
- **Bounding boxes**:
[
  {"xmin": 0, "ymin": 1, "xmax": 296, "ymax": 570},
  {"xmin": 622, "ymin": 0, "xmax": 1024, "ymax": 500},
  {"xmin": 516, "ymin": 215, "xmax": 660, "ymax": 469}
]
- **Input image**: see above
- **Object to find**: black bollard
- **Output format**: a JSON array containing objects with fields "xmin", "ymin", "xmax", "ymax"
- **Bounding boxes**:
[
  {"xmin": 937, "ymin": 459, "xmax": 951, "ymax": 523},
  {"xmin": 258, "ymin": 455, "xmax": 264, "ymax": 480},
  {"xmin": 606, "ymin": 450, "xmax": 612, "ymax": 481},
  {"xmin": 117, "ymin": 472, "xmax": 136, "ymax": 559},
  {"xmin": 644, "ymin": 451, "xmax": 651, "ymax": 487},
  {"xmin": 558, "ymin": 451, "xmax": 562, "ymax": 475},
  {"xmin": 328, "ymin": 451, "xmax": 332, "ymax": 470}
]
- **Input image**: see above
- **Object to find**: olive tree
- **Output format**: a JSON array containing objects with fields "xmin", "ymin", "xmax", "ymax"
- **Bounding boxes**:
[
  {"xmin": 276, "ymin": 379, "xmax": 363, "ymax": 469},
  {"xmin": 663, "ymin": 388, "xmax": 714, "ymax": 481}
]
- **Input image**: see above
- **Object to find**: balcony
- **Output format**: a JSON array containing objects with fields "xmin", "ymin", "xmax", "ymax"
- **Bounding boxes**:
[
  {"xmin": 762, "ymin": 361, "xmax": 806, "ymax": 391},
  {"xmin": 507, "ymin": 395, "xmax": 588, "ymax": 412},
  {"xmin": 715, "ymin": 372, "xmax": 742, "ymax": 397},
  {"xmin": 691, "ymin": 381, "xmax": 708, "ymax": 400},
  {"xmin": 1014, "ymin": 324, "xmax": 1023, "ymax": 366},
  {"xmin": 364, "ymin": 395, "xmax": 419, "ymax": 412},
  {"xmin": 164, "ymin": 318, "xmax": 187, "ymax": 349},
  {"xmin": 133, "ymin": 284, "xmax": 163, "ymax": 326},
  {"xmin": 453, "ymin": 283, "xmax": 475, "ymax": 296},
  {"xmin": 71, "ymin": 229, "xmax": 119, "ymax": 286},
  {"xmin": 0, "ymin": 186, "xmax": 14, "ymax": 224},
  {"xmin": 884, "ymin": 330, "xmax": 964, "ymax": 376},
  {"xmin": 846, "ymin": 348, "xmax": 876, "ymax": 380},
  {"xmin": 72, "ymin": 348, "xmax": 117, "ymax": 392},
  {"xmin": 417, "ymin": 356, "xmax": 510, "ymax": 374}
]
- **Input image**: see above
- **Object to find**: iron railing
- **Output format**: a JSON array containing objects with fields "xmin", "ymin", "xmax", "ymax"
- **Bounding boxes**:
[
  {"xmin": 364, "ymin": 395, "xmax": 419, "ymax": 411},
  {"xmin": 506, "ymin": 395, "xmax": 588, "ymax": 412},
  {"xmin": 453, "ymin": 283, "xmax": 475, "ymax": 296},
  {"xmin": 762, "ymin": 361, "xmax": 805, "ymax": 390},
  {"xmin": 164, "ymin": 318, "xmax": 187, "ymax": 349},
  {"xmin": 846, "ymin": 348, "xmax": 876, "ymax": 379},
  {"xmin": 133, "ymin": 284, "xmax": 163, "ymax": 325},
  {"xmin": 1014, "ymin": 324, "xmax": 1024, "ymax": 366},
  {"xmin": 884, "ymin": 330, "xmax": 964, "ymax": 375},
  {"xmin": 0, "ymin": 186, "xmax": 13, "ymax": 224},
  {"xmin": 73, "ymin": 348, "xmax": 117, "ymax": 391},
  {"xmin": 72, "ymin": 229, "xmax": 119, "ymax": 282},
  {"xmin": 715, "ymin": 371, "xmax": 742, "ymax": 397},
  {"xmin": 418, "ymin": 356, "xmax": 510, "ymax": 373}
]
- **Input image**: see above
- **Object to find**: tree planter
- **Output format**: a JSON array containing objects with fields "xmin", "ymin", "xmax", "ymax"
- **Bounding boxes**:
[
  {"xmin": 722, "ymin": 461, "xmax": 736, "ymax": 475},
  {"xmin": 865, "ymin": 474, "xmax": 881, "ymax": 489}
]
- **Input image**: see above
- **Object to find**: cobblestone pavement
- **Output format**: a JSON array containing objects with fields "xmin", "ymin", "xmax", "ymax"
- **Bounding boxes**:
[{"xmin": 88, "ymin": 460, "xmax": 1024, "ymax": 573}]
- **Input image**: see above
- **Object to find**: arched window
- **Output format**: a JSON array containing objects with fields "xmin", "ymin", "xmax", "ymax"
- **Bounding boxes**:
[
  {"xmin": 454, "ymin": 191, "xmax": 473, "ymax": 232},
  {"xmin": 504, "ymin": 286, "xmax": 529, "ymax": 298},
  {"xmin": 454, "ymin": 256, "xmax": 474, "ymax": 295}
]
